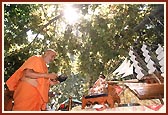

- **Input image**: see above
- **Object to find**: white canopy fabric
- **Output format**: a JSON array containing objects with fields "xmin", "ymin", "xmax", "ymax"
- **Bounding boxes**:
[
  {"xmin": 121, "ymin": 64, "xmax": 133, "ymax": 78},
  {"xmin": 113, "ymin": 58, "xmax": 133, "ymax": 78},
  {"xmin": 112, "ymin": 44, "xmax": 164, "ymax": 80}
]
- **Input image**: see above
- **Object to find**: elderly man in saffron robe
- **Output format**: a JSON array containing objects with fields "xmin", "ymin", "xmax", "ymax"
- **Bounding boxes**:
[{"xmin": 6, "ymin": 49, "xmax": 59, "ymax": 111}]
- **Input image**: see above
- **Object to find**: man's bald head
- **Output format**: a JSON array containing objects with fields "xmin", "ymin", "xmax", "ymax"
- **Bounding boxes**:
[{"xmin": 43, "ymin": 49, "xmax": 57, "ymax": 64}]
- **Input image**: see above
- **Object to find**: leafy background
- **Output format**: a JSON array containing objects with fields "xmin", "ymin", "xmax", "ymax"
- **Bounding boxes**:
[{"xmin": 3, "ymin": 3, "xmax": 164, "ymax": 109}]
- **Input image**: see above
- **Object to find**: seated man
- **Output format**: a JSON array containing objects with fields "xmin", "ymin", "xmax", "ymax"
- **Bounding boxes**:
[{"xmin": 88, "ymin": 74, "xmax": 108, "ymax": 95}]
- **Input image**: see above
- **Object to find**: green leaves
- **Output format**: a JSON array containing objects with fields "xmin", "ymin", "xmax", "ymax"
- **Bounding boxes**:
[{"xmin": 4, "ymin": 3, "xmax": 164, "ymax": 108}]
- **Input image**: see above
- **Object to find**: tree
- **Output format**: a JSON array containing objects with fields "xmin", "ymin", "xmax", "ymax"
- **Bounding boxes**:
[{"xmin": 3, "ymin": 3, "xmax": 164, "ymax": 109}]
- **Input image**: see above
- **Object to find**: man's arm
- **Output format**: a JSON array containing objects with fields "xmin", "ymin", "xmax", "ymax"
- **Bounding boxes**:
[{"xmin": 23, "ymin": 69, "xmax": 57, "ymax": 80}]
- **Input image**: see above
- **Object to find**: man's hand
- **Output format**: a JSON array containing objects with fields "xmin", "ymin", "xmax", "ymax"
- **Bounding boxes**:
[
  {"xmin": 47, "ymin": 73, "xmax": 58, "ymax": 80},
  {"xmin": 50, "ymin": 80, "xmax": 60, "ymax": 86}
]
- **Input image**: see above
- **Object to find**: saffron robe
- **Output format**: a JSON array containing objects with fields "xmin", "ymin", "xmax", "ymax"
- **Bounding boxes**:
[{"xmin": 6, "ymin": 55, "xmax": 49, "ymax": 111}]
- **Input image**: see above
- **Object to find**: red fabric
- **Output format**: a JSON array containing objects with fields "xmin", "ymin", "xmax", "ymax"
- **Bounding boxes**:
[
  {"xmin": 145, "ymin": 104, "xmax": 163, "ymax": 111},
  {"xmin": 88, "ymin": 78, "xmax": 107, "ymax": 95},
  {"xmin": 59, "ymin": 104, "xmax": 65, "ymax": 109},
  {"xmin": 114, "ymin": 85, "xmax": 123, "ymax": 94}
]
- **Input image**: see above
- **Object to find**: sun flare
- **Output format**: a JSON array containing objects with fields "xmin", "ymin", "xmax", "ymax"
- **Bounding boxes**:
[{"xmin": 63, "ymin": 5, "xmax": 79, "ymax": 25}]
